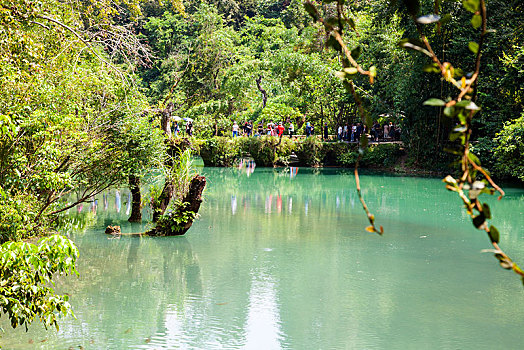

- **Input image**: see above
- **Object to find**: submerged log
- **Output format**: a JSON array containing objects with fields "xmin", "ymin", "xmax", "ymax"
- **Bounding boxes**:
[
  {"xmin": 105, "ymin": 225, "xmax": 121, "ymax": 235},
  {"xmin": 147, "ymin": 175, "xmax": 206, "ymax": 236}
]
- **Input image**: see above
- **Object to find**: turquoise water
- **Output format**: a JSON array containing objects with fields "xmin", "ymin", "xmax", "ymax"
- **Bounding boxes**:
[{"xmin": 2, "ymin": 167, "xmax": 524, "ymax": 349}]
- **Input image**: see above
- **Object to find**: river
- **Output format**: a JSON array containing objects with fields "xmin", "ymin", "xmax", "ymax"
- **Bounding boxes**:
[{"xmin": 2, "ymin": 167, "xmax": 524, "ymax": 349}]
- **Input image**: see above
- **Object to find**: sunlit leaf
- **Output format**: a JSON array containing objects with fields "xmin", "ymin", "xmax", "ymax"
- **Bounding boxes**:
[
  {"xmin": 471, "ymin": 14, "xmax": 482, "ymax": 29},
  {"xmin": 344, "ymin": 67, "xmax": 358, "ymax": 75},
  {"xmin": 468, "ymin": 41, "xmax": 479, "ymax": 54},
  {"xmin": 463, "ymin": 0, "xmax": 480, "ymax": 13},
  {"xmin": 369, "ymin": 65, "xmax": 377, "ymax": 78},
  {"xmin": 417, "ymin": 14, "xmax": 440, "ymax": 24},
  {"xmin": 398, "ymin": 38, "xmax": 432, "ymax": 57},
  {"xmin": 423, "ymin": 98, "xmax": 446, "ymax": 106}
]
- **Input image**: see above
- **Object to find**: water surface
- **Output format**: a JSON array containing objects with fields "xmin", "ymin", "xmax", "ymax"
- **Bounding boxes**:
[{"xmin": 2, "ymin": 167, "xmax": 524, "ymax": 349}]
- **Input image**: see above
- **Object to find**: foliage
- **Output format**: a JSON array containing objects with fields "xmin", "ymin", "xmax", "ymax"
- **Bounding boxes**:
[
  {"xmin": 239, "ymin": 136, "xmax": 295, "ymax": 166},
  {"xmin": 395, "ymin": 0, "xmax": 524, "ymax": 283},
  {"xmin": 0, "ymin": 0, "xmax": 168, "ymax": 331},
  {"xmin": 155, "ymin": 201, "xmax": 197, "ymax": 235},
  {"xmin": 170, "ymin": 148, "xmax": 197, "ymax": 202},
  {"xmin": 321, "ymin": 142, "xmax": 353, "ymax": 166},
  {"xmin": 493, "ymin": 114, "xmax": 524, "ymax": 181},
  {"xmin": 470, "ymin": 136, "xmax": 497, "ymax": 172},
  {"xmin": 338, "ymin": 144, "xmax": 403, "ymax": 168},
  {"xmin": 0, "ymin": 235, "xmax": 78, "ymax": 331},
  {"xmin": 199, "ymin": 137, "xmax": 241, "ymax": 167},
  {"xmin": 295, "ymin": 137, "xmax": 323, "ymax": 167}
]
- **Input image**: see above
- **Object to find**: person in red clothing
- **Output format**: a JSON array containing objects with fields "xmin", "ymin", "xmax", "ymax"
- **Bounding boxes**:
[{"xmin": 277, "ymin": 122, "xmax": 285, "ymax": 137}]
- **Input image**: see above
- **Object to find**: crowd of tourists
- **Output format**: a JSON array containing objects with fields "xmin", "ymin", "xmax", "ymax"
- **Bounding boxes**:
[
  {"xmin": 232, "ymin": 121, "xmax": 296, "ymax": 138},
  {"xmin": 336, "ymin": 121, "xmax": 401, "ymax": 142},
  {"xmin": 171, "ymin": 120, "xmax": 194, "ymax": 137},
  {"xmin": 231, "ymin": 120, "xmax": 400, "ymax": 142}
]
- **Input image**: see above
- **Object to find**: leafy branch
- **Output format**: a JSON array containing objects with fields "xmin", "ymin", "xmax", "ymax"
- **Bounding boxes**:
[
  {"xmin": 305, "ymin": 0, "xmax": 383, "ymax": 235},
  {"xmin": 400, "ymin": 0, "xmax": 523, "ymax": 284}
]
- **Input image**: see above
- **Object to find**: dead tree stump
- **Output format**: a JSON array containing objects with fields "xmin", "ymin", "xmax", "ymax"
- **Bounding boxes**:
[{"xmin": 148, "ymin": 175, "xmax": 206, "ymax": 236}]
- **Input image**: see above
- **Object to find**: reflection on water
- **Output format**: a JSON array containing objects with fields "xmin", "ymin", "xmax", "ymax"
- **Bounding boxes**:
[{"xmin": 1, "ymin": 168, "xmax": 524, "ymax": 349}]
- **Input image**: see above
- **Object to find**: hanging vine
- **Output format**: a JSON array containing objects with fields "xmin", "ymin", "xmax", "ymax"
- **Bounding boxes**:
[{"xmin": 304, "ymin": 0, "xmax": 523, "ymax": 285}]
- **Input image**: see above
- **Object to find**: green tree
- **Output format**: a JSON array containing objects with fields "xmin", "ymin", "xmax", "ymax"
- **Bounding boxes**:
[
  {"xmin": 493, "ymin": 114, "xmax": 524, "ymax": 181},
  {"xmin": 0, "ymin": 235, "xmax": 78, "ymax": 331}
]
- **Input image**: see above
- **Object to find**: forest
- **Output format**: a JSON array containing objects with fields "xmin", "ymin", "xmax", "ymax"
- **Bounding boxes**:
[{"xmin": 1, "ymin": 0, "xmax": 523, "ymax": 336}]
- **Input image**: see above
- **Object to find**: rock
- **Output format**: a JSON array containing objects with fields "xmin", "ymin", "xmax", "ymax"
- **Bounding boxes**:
[{"xmin": 105, "ymin": 225, "xmax": 121, "ymax": 235}]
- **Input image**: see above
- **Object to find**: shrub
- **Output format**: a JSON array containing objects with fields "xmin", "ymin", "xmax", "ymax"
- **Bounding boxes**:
[
  {"xmin": 321, "ymin": 142, "xmax": 353, "ymax": 165},
  {"xmin": 338, "ymin": 143, "xmax": 403, "ymax": 168},
  {"xmin": 493, "ymin": 114, "xmax": 524, "ymax": 181},
  {"xmin": 470, "ymin": 137, "xmax": 497, "ymax": 171},
  {"xmin": 199, "ymin": 137, "xmax": 240, "ymax": 167},
  {"xmin": 295, "ymin": 137, "xmax": 323, "ymax": 166},
  {"xmin": 239, "ymin": 136, "xmax": 295, "ymax": 167}
]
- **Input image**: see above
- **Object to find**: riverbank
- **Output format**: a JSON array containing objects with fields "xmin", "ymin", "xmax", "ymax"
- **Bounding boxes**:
[{"xmin": 193, "ymin": 136, "xmax": 405, "ymax": 168}]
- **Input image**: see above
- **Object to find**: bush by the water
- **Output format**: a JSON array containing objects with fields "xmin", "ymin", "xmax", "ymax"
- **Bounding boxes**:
[
  {"xmin": 199, "ymin": 137, "xmax": 240, "ymax": 167},
  {"xmin": 198, "ymin": 136, "xmax": 403, "ymax": 169},
  {"xmin": 294, "ymin": 137, "xmax": 323, "ymax": 166},
  {"xmin": 239, "ymin": 136, "xmax": 295, "ymax": 167},
  {"xmin": 493, "ymin": 114, "xmax": 524, "ymax": 181},
  {"xmin": 338, "ymin": 143, "xmax": 403, "ymax": 168}
]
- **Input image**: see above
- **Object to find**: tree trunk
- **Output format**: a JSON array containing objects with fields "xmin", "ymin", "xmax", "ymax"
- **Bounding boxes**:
[
  {"xmin": 128, "ymin": 174, "xmax": 142, "ymax": 222},
  {"xmin": 160, "ymin": 102, "xmax": 174, "ymax": 137},
  {"xmin": 256, "ymin": 75, "xmax": 267, "ymax": 108},
  {"xmin": 148, "ymin": 175, "xmax": 206, "ymax": 236},
  {"xmin": 152, "ymin": 181, "xmax": 175, "ymax": 222}
]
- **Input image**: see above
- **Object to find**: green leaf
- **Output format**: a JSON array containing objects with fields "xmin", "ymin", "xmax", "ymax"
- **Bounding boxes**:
[
  {"xmin": 369, "ymin": 65, "xmax": 377, "ymax": 77},
  {"xmin": 326, "ymin": 35, "xmax": 342, "ymax": 52},
  {"xmin": 334, "ymin": 71, "xmax": 346, "ymax": 80},
  {"xmin": 472, "ymin": 213, "xmax": 486, "ymax": 228},
  {"xmin": 344, "ymin": 67, "xmax": 358, "ymax": 75},
  {"xmin": 468, "ymin": 152, "xmax": 481, "ymax": 166},
  {"xmin": 482, "ymin": 203, "xmax": 491, "ymax": 219},
  {"xmin": 463, "ymin": 0, "xmax": 480, "ymax": 13},
  {"xmin": 471, "ymin": 14, "xmax": 482, "ymax": 29},
  {"xmin": 440, "ymin": 14, "xmax": 452, "ymax": 26},
  {"xmin": 423, "ymin": 63, "xmax": 440, "ymax": 73},
  {"xmin": 455, "ymin": 100, "xmax": 471, "ymax": 108},
  {"xmin": 360, "ymin": 134, "xmax": 368, "ymax": 148},
  {"xmin": 443, "ymin": 106, "xmax": 455, "ymax": 117},
  {"xmin": 468, "ymin": 41, "xmax": 479, "ymax": 54},
  {"xmin": 423, "ymin": 98, "xmax": 446, "ymax": 106},
  {"xmin": 488, "ymin": 225, "xmax": 499, "ymax": 243},
  {"xmin": 443, "ymin": 147, "xmax": 462, "ymax": 155},
  {"xmin": 347, "ymin": 17, "xmax": 356, "ymax": 30},
  {"xmin": 398, "ymin": 38, "xmax": 432, "ymax": 57}
]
